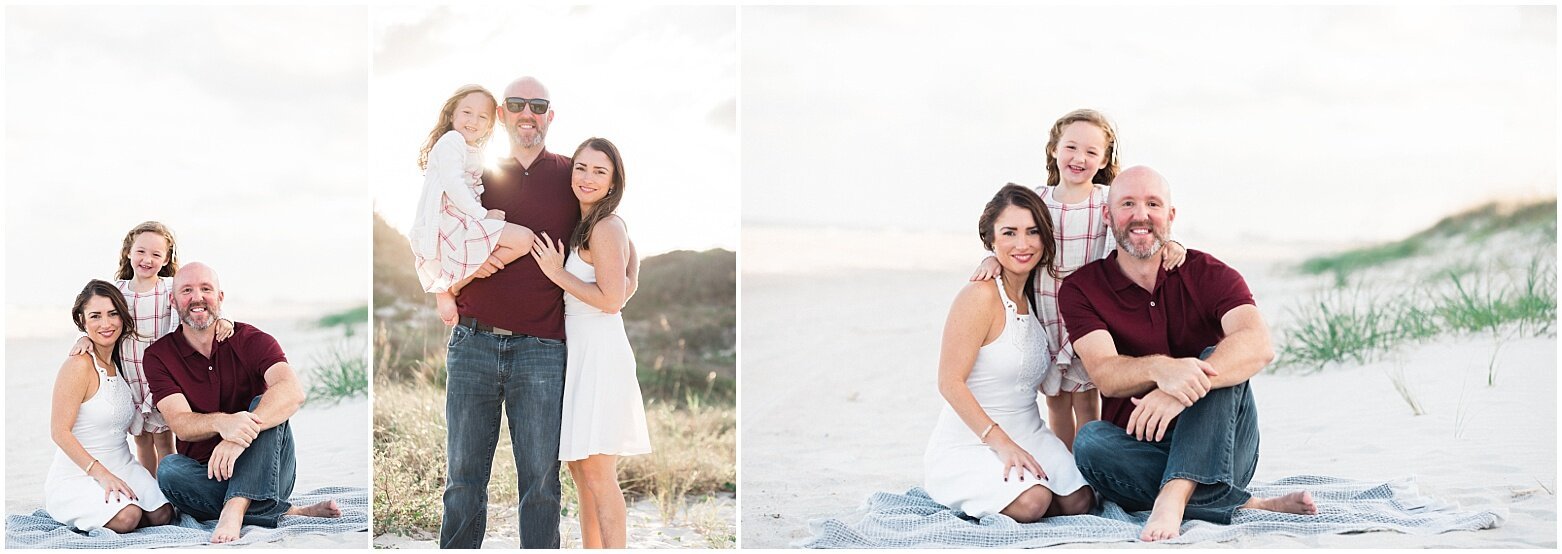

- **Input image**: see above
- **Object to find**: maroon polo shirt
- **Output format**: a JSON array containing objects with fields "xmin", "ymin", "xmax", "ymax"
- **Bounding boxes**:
[
  {"xmin": 456, "ymin": 148, "xmax": 579, "ymax": 340},
  {"xmin": 144, "ymin": 322, "xmax": 285, "ymax": 463},
  {"xmin": 1057, "ymin": 249, "xmax": 1255, "ymax": 430}
]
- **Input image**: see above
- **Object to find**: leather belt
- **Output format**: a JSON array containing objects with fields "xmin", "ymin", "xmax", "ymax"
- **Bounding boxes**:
[{"xmin": 458, "ymin": 316, "xmax": 515, "ymax": 336}]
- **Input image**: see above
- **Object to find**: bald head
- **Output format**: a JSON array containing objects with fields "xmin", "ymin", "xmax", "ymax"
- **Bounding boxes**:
[
  {"xmin": 1106, "ymin": 166, "xmax": 1177, "ymax": 260},
  {"xmin": 172, "ymin": 262, "xmax": 224, "ymax": 331},
  {"xmin": 503, "ymin": 76, "xmax": 549, "ymax": 100},
  {"xmin": 1108, "ymin": 166, "xmax": 1171, "ymax": 205}
]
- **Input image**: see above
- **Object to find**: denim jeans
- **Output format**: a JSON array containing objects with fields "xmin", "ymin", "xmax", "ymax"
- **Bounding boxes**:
[
  {"xmin": 1073, "ymin": 349, "xmax": 1260, "ymax": 524},
  {"xmin": 439, "ymin": 324, "xmax": 566, "ymax": 549},
  {"xmin": 157, "ymin": 395, "xmax": 296, "ymax": 527}
]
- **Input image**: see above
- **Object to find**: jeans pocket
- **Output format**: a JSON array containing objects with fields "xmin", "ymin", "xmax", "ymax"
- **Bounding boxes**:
[
  {"xmin": 448, "ymin": 324, "xmax": 472, "ymax": 348},
  {"xmin": 530, "ymin": 336, "xmax": 563, "ymax": 347}
]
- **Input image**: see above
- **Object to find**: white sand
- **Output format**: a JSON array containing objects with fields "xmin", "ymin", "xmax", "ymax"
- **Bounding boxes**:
[
  {"xmin": 4, "ymin": 317, "xmax": 370, "ymax": 548},
  {"xmin": 739, "ymin": 231, "xmax": 1557, "ymax": 548},
  {"xmin": 373, "ymin": 493, "xmax": 736, "ymax": 548}
]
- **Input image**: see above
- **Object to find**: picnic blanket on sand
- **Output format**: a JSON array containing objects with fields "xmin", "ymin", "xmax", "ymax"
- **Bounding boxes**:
[
  {"xmin": 5, "ymin": 486, "xmax": 368, "ymax": 549},
  {"xmin": 798, "ymin": 475, "xmax": 1504, "ymax": 548}
]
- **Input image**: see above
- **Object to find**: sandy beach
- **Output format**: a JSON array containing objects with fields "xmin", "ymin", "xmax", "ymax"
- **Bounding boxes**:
[
  {"xmin": 4, "ymin": 317, "xmax": 370, "ymax": 548},
  {"xmin": 739, "ymin": 226, "xmax": 1557, "ymax": 548},
  {"xmin": 373, "ymin": 493, "xmax": 736, "ymax": 549}
]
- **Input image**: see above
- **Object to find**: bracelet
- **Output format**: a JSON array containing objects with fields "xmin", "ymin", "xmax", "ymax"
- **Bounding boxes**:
[
  {"xmin": 980, "ymin": 423, "xmax": 999, "ymax": 443},
  {"xmin": 85, "ymin": 459, "xmax": 100, "ymax": 474}
]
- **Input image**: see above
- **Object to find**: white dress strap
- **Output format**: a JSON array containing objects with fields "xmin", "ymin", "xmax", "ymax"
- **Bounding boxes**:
[{"xmin": 992, "ymin": 274, "xmax": 1024, "ymax": 320}]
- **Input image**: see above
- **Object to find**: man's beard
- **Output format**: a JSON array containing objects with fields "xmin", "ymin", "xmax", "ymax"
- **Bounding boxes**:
[
  {"xmin": 507, "ymin": 122, "xmax": 545, "ymax": 148},
  {"xmin": 1113, "ymin": 219, "xmax": 1168, "ymax": 260},
  {"xmin": 178, "ymin": 301, "xmax": 220, "ymax": 330}
]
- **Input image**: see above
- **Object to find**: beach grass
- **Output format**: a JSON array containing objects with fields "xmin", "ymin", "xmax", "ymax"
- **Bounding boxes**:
[
  {"xmin": 304, "ymin": 337, "xmax": 368, "ymax": 403},
  {"xmin": 1274, "ymin": 256, "xmax": 1556, "ymax": 371},
  {"xmin": 372, "ymin": 379, "xmax": 735, "ymax": 545},
  {"xmin": 318, "ymin": 304, "xmax": 369, "ymax": 335},
  {"xmin": 1298, "ymin": 199, "xmax": 1556, "ymax": 283}
]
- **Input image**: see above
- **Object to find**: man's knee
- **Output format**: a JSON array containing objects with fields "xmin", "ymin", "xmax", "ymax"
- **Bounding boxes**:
[
  {"xmin": 248, "ymin": 395, "xmax": 263, "ymax": 411},
  {"xmin": 157, "ymin": 455, "xmax": 198, "ymax": 488},
  {"xmin": 1073, "ymin": 420, "xmax": 1118, "ymax": 464}
]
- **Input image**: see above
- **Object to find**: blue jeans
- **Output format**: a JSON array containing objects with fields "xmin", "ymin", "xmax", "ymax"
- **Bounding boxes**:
[
  {"xmin": 157, "ymin": 395, "xmax": 296, "ymax": 527},
  {"xmin": 1073, "ymin": 351, "xmax": 1260, "ymax": 524},
  {"xmin": 439, "ymin": 324, "xmax": 566, "ymax": 549}
]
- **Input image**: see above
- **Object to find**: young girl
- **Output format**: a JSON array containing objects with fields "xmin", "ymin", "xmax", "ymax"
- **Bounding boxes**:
[
  {"xmin": 70, "ymin": 221, "xmax": 233, "ymax": 475},
  {"xmin": 409, "ymin": 84, "xmax": 537, "ymax": 326},
  {"xmin": 973, "ymin": 109, "xmax": 1185, "ymax": 450}
]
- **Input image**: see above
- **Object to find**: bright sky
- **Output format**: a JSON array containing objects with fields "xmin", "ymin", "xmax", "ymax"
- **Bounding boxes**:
[
  {"xmin": 5, "ymin": 6, "xmax": 368, "ymax": 337},
  {"xmin": 370, "ymin": 5, "xmax": 739, "ymax": 258},
  {"xmin": 743, "ymin": 6, "xmax": 1557, "ymax": 245}
]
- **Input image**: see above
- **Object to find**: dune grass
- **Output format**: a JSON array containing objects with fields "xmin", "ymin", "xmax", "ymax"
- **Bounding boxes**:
[
  {"xmin": 1274, "ymin": 257, "xmax": 1556, "ymax": 371},
  {"xmin": 1298, "ymin": 199, "xmax": 1556, "ymax": 283},
  {"xmin": 304, "ymin": 337, "xmax": 369, "ymax": 403}
]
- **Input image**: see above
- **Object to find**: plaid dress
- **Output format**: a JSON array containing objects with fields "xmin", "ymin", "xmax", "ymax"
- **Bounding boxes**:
[
  {"xmin": 410, "ymin": 131, "xmax": 505, "ymax": 293},
  {"xmin": 114, "ymin": 277, "xmax": 175, "ymax": 434},
  {"xmin": 1033, "ymin": 184, "xmax": 1116, "ymax": 395}
]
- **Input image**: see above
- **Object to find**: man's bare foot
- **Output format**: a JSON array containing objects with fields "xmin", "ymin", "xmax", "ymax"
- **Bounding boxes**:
[
  {"xmin": 1140, "ymin": 506, "xmax": 1184, "ymax": 542},
  {"xmin": 435, "ymin": 292, "xmax": 458, "ymax": 326},
  {"xmin": 211, "ymin": 497, "xmax": 249, "ymax": 544},
  {"xmin": 286, "ymin": 499, "xmax": 342, "ymax": 518},
  {"xmin": 1243, "ymin": 491, "xmax": 1317, "ymax": 515}
]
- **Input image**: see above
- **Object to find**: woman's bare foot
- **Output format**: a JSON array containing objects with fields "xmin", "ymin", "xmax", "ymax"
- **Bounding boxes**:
[
  {"xmin": 1243, "ymin": 491, "xmax": 1317, "ymax": 515},
  {"xmin": 286, "ymin": 499, "xmax": 342, "ymax": 518}
]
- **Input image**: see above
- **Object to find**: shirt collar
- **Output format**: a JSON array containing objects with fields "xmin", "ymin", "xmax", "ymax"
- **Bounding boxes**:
[
  {"xmin": 170, "ymin": 325, "xmax": 211, "ymax": 360},
  {"xmin": 1104, "ymin": 249, "xmax": 1171, "ymax": 293}
]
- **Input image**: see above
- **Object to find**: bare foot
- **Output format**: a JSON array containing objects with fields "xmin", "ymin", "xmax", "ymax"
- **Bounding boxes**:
[
  {"xmin": 1244, "ymin": 491, "xmax": 1317, "ymax": 515},
  {"xmin": 286, "ymin": 499, "xmax": 342, "ymax": 518},
  {"xmin": 1139, "ymin": 507, "xmax": 1184, "ymax": 542},
  {"xmin": 210, "ymin": 516, "xmax": 242, "ymax": 544},
  {"xmin": 435, "ymin": 292, "xmax": 458, "ymax": 326}
]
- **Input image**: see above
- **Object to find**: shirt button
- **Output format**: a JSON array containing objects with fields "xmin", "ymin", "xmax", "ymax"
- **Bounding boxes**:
[{"xmin": 1150, "ymin": 301, "xmax": 1156, "ymax": 307}]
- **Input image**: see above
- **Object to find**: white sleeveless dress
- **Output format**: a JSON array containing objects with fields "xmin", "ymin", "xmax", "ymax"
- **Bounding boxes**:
[
  {"xmin": 43, "ymin": 350, "xmax": 170, "ymax": 531},
  {"xmin": 923, "ymin": 276, "xmax": 1089, "ymax": 518},
  {"xmin": 558, "ymin": 248, "xmax": 653, "ymax": 461}
]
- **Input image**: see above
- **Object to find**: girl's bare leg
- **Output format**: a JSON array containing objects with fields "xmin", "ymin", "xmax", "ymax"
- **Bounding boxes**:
[
  {"xmin": 449, "ymin": 223, "xmax": 533, "ymax": 297},
  {"xmin": 1071, "ymin": 389, "xmax": 1101, "ymax": 441},
  {"xmin": 1045, "ymin": 393, "xmax": 1077, "ymax": 451},
  {"xmin": 151, "ymin": 430, "xmax": 175, "ymax": 473},
  {"xmin": 133, "ymin": 433, "xmax": 157, "ymax": 475}
]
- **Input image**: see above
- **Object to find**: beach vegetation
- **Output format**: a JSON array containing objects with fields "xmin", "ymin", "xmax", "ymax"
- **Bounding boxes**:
[
  {"xmin": 317, "ymin": 304, "xmax": 369, "ymax": 336},
  {"xmin": 305, "ymin": 337, "xmax": 368, "ymax": 403},
  {"xmin": 1298, "ymin": 198, "xmax": 1556, "ymax": 283}
]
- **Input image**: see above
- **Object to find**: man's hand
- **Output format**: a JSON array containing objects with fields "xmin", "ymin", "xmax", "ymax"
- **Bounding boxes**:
[
  {"xmin": 1126, "ymin": 389, "xmax": 1186, "ymax": 441},
  {"xmin": 207, "ymin": 440, "xmax": 247, "ymax": 481},
  {"xmin": 473, "ymin": 254, "xmax": 506, "ymax": 278},
  {"xmin": 213, "ymin": 412, "xmax": 263, "ymax": 447},
  {"xmin": 1151, "ymin": 357, "xmax": 1218, "ymax": 406}
]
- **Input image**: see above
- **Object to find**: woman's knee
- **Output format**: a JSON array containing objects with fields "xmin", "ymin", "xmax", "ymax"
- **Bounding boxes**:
[
  {"xmin": 104, "ymin": 505, "xmax": 144, "ymax": 533},
  {"xmin": 1057, "ymin": 487, "xmax": 1094, "ymax": 515},
  {"xmin": 145, "ymin": 504, "xmax": 175, "ymax": 526},
  {"xmin": 1002, "ymin": 485, "xmax": 1053, "ymax": 523}
]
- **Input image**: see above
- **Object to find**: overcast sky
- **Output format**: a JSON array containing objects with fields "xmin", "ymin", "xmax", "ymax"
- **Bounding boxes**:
[
  {"xmin": 370, "ymin": 5, "xmax": 739, "ymax": 258},
  {"xmin": 743, "ymin": 6, "xmax": 1557, "ymax": 245},
  {"xmin": 5, "ymin": 6, "xmax": 368, "ymax": 337}
]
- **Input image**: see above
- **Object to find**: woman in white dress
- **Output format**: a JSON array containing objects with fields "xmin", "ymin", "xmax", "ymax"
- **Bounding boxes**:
[
  {"xmin": 45, "ymin": 280, "xmax": 173, "ymax": 532},
  {"xmin": 531, "ymin": 137, "xmax": 650, "ymax": 549},
  {"xmin": 924, "ymin": 185, "xmax": 1093, "ymax": 523}
]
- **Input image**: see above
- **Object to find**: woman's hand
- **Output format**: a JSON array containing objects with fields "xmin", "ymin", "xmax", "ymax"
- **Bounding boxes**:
[
  {"xmin": 531, "ymin": 232, "xmax": 566, "ymax": 275},
  {"xmin": 987, "ymin": 429, "xmax": 1048, "ymax": 482},
  {"xmin": 214, "ymin": 318, "xmax": 235, "ymax": 342},
  {"xmin": 88, "ymin": 463, "xmax": 138, "ymax": 503},
  {"xmin": 970, "ymin": 256, "xmax": 1001, "ymax": 281},
  {"xmin": 1162, "ymin": 240, "xmax": 1187, "ymax": 270},
  {"xmin": 66, "ymin": 336, "xmax": 91, "ymax": 356}
]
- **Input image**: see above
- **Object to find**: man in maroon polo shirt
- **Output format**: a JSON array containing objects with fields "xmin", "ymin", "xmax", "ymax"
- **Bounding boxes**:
[
  {"xmin": 144, "ymin": 263, "xmax": 341, "ymax": 544},
  {"xmin": 437, "ymin": 75, "xmax": 578, "ymax": 549},
  {"xmin": 1059, "ymin": 167, "xmax": 1317, "ymax": 542}
]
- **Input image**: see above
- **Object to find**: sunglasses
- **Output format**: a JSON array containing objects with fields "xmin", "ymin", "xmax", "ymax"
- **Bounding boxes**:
[{"xmin": 505, "ymin": 97, "xmax": 551, "ymax": 115}]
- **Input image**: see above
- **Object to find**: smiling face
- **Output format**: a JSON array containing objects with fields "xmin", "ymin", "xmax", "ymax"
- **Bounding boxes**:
[
  {"xmin": 1106, "ymin": 167, "xmax": 1176, "ymax": 260},
  {"xmin": 79, "ymin": 294, "xmax": 124, "ymax": 349},
  {"xmin": 172, "ymin": 263, "xmax": 223, "ymax": 331},
  {"xmin": 501, "ymin": 77, "xmax": 553, "ymax": 150},
  {"xmin": 571, "ymin": 147, "xmax": 616, "ymax": 206},
  {"xmin": 127, "ymin": 231, "xmax": 171, "ymax": 281},
  {"xmin": 450, "ymin": 91, "xmax": 496, "ymax": 147},
  {"xmin": 990, "ymin": 205, "xmax": 1045, "ymax": 275},
  {"xmin": 1051, "ymin": 121, "xmax": 1111, "ymax": 187}
]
